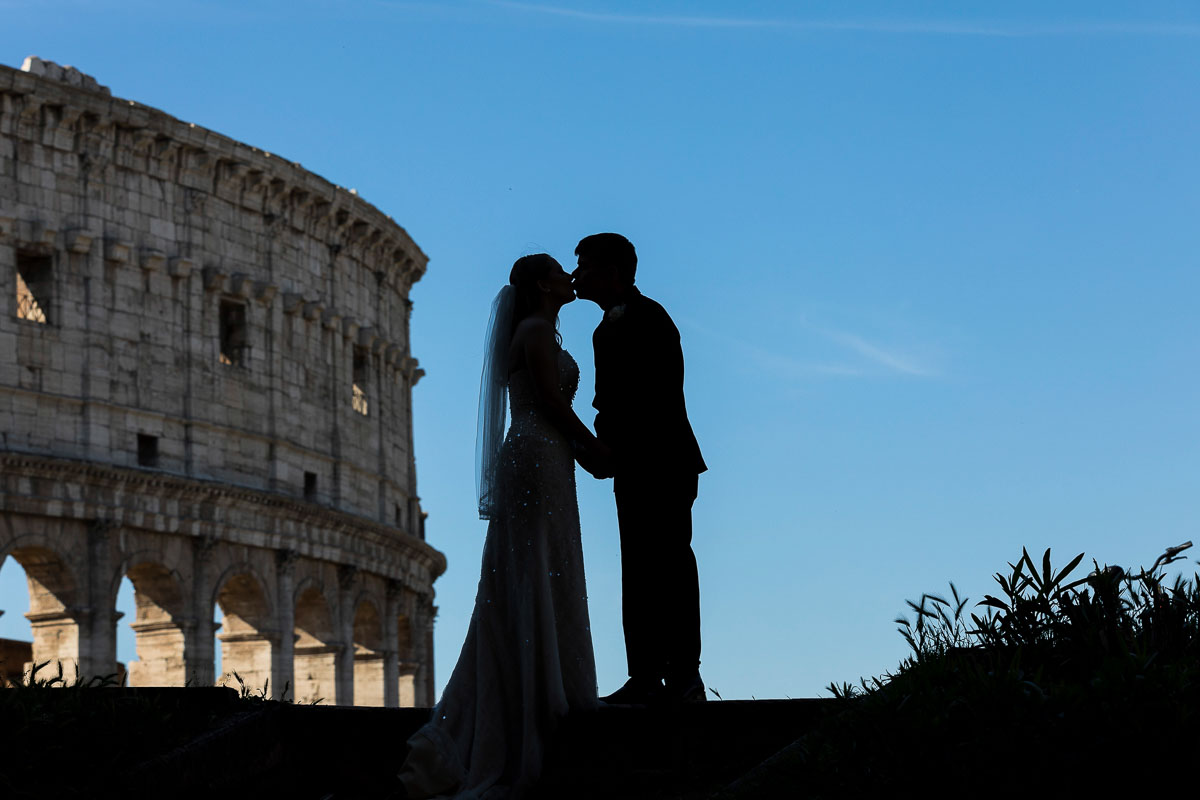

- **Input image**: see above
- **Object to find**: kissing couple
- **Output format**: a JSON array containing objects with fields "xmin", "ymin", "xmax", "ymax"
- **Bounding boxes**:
[{"xmin": 395, "ymin": 233, "xmax": 707, "ymax": 799}]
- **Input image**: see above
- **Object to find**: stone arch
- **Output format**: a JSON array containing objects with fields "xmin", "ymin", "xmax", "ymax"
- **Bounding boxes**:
[
  {"xmin": 117, "ymin": 558, "xmax": 190, "ymax": 687},
  {"xmin": 396, "ymin": 611, "xmax": 413, "ymax": 657},
  {"xmin": 108, "ymin": 546, "xmax": 190, "ymax": 617},
  {"xmin": 212, "ymin": 566, "xmax": 275, "ymax": 692},
  {"xmin": 352, "ymin": 596, "xmax": 383, "ymax": 653},
  {"xmin": 211, "ymin": 564, "xmax": 273, "ymax": 630},
  {"xmin": 6, "ymin": 545, "xmax": 76, "ymax": 616},
  {"xmin": 293, "ymin": 581, "xmax": 339, "ymax": 704},
  {"xmin": 352, "ymin": 597, "xmax": 385, "ymax": 706},
  {"xmin": 293, "ymin": 579, "xmax": 336, "ymax": 645},
  {"xmin": 2, "ymin": 540, "xmax": 80, "ymax": 680}
]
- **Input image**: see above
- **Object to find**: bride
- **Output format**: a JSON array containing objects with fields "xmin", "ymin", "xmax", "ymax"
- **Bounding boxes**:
[{"xmin": 397, "ymin": 254, "xmax": 607, "ymax": 799}]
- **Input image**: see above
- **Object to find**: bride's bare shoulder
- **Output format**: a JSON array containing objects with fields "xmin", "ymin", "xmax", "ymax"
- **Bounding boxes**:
[
  {"xmin": 508, "ymin": 317, "xmax": 558, "ymax": 374},
  {"xmin": 513, "ymin": 316, "xmax": 554, "ymax": 334},
  {"xmin": 511, "ymin": 316, "xmax": 556, "ymax": 347}
]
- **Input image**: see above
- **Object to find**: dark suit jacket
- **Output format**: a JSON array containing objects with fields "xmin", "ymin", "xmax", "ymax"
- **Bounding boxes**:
[{"xmin": 592, "ymin": 288, "xmax": 706, "ymax": 480}]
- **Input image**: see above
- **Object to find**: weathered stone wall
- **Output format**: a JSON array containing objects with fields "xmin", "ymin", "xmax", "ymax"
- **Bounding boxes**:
[{"xmin": 0, "ymin": 57, "xmax": 444, "ymax": 705}]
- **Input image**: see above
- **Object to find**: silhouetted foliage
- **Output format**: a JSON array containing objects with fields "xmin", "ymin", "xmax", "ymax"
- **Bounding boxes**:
[{"xmin": 786, "ymin": 543, "xmax": 1200, "ymax": 797}]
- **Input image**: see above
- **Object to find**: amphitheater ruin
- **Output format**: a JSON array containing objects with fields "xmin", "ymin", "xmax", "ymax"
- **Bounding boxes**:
[{"xmin": 0, "ymin": 57, "xmax": 446, "ymax": 706}]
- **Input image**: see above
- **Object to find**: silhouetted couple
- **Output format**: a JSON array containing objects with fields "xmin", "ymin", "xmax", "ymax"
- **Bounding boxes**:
[{"xmin": 396, "ymin": 234, "xmax": 706, "ymax": 799}]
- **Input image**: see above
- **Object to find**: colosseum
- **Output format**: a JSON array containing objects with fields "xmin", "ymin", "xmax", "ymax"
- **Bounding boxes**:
[{"xmin": 0, "ymin": 56, "xmax": 446, "ymax": 706}]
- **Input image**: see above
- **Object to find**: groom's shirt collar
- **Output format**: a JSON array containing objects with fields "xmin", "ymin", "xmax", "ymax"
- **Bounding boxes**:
[{"xmin": 603, "ymin": 287, "xmax": 640, "ymax": 316}]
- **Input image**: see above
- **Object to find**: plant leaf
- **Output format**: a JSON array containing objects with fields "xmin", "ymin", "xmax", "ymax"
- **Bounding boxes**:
[{"xmin": 1053, "ymin": 552, "xmax": 1086, "ymax": 589}]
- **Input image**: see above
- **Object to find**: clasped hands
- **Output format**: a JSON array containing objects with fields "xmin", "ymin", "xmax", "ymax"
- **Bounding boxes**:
[{"xmin": 575, "ymin": 439, "xmax": 615, "ymax": 480}]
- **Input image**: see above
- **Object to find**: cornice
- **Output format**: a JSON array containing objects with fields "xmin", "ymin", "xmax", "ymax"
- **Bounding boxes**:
[{"xmin": 0, "ymin": 452, "xmax": 447, "ymax": 582}]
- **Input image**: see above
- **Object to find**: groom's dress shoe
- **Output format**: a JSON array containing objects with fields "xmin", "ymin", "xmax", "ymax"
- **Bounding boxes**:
[
  {"xmin": 600, "ymin": 678, "xmax": 663, "ymax": 706},
  {"xmin": 665, "ymin": 673, "xmax": 707, "ymax": 704}
]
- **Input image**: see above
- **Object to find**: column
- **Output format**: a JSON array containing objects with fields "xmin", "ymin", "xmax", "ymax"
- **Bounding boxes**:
[
  {"xmin": 187, "ymin": 535, "xmax": 217, "ymax": 686},
  {"xmin": 273, "ymin": 549, "xmax": 297, "ymax": 700},
  {"xmin": 335, "ymin": 564, "xmax": 357, "ymax": 705},
  {"xmin": 382, "ymin": 579, "xmax": 402, "ymax": 707},
  {"xmin": 82, "ymin": 520, "xmax": 117, "ymax": 680}
]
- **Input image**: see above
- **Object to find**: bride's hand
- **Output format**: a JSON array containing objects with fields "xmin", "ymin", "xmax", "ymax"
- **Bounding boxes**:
[
  {"xmin": 576, "ymin": 439, "xmax": 615, "ymax": 479},
  {"xmin": 592, "ymin": 440, "xmax": 614, "ymax": 473}
]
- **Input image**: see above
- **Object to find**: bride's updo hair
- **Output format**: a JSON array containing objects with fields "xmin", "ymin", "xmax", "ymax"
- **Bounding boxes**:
[{"xmin": 509, "ymin": 253, "xmax": 562, "ymax": 343}]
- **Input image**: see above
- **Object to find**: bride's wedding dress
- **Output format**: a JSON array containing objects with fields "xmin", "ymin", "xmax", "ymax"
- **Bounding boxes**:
[{"xmin": 400, "ymin": 349, "xmax": 598, "ymax": 800}]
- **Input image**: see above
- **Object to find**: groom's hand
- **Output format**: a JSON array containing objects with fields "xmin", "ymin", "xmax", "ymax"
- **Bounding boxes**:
[
  {"xmin": 576, "ymin": 440, "xmax": 615, "ymax": 479},
  {"xmin": 574, "ymin": 447, "xmax": 603, "ymax": 479},
  {"xmin": 587, "ymin": 440, "xmax": 615, "ymax": 479}
]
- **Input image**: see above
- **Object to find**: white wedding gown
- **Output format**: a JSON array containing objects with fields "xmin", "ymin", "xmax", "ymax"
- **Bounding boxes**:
[{"xmin": 399, "ymin": 349, "xmax": 598, "ymax": 800}]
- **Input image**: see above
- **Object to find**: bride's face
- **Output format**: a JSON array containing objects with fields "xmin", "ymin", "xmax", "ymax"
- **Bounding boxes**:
[{"xmin": 541, "ymin": 261, "xmax": 576, "ymax": 307}]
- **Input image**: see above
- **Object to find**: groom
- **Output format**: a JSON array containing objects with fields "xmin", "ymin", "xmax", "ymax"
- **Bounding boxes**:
[{"xmin": 571, "ymin": 233, "xmax": 708, "ymax": 705}]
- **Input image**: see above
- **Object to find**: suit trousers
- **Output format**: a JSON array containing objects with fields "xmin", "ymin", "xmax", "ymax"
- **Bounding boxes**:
[{"xmin": 614, "ymin": 471, "xmax": 701, "ymax": 683}]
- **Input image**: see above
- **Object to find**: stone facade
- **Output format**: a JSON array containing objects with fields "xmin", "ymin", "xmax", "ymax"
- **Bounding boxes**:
[{"xmin": 0, "ymin": 57, "xmax": 445, "ymax": 705}]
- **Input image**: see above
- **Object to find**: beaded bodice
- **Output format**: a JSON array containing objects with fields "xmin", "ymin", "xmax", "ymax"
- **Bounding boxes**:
[{"xmin": 508, "ymin": 349, "xmax": 579, "ymax": 418}]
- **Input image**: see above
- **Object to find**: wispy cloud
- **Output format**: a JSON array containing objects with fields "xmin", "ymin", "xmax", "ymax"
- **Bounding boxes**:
[
  {"xmin": 679, "ymin": 316, "xmax": 937, "ymax": 380},
  {"xmin": 486, "ymin": 1, "xmax": 1200, "ymax": 38},
  {"xmin": 744, "ymin": 343, "xmax": 869, "ymax": 380},
  {"xmin": 820, "ymin": 329, "xmax": 936, "ymax": 377}
]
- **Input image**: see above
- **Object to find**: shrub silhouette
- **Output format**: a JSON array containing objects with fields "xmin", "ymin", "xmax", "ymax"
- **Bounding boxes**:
[{"xmin": 801, "ymin": 543, "xmax": 1200, "ymax": 797}]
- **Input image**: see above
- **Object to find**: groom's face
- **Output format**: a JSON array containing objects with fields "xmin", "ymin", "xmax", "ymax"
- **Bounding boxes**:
[{"xmin": 571, "ymin": 254, "xmax": 615, "ymax": 305}]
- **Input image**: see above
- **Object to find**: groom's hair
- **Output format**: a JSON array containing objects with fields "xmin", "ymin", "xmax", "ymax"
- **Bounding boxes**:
[{"xmin": 575, "ymin": 233, "xmax": 637, "ymax": 286}]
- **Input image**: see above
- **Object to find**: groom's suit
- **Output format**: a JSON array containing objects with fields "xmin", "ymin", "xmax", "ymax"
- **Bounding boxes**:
[{"xmin": 592, "ymin": 287, "xmax": 706, "ymax": 685}]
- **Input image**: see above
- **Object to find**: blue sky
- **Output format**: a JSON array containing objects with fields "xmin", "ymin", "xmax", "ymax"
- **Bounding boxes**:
[{"xmin": 2, "ymin": 1, "xmax": 1198, "ymax": 699}]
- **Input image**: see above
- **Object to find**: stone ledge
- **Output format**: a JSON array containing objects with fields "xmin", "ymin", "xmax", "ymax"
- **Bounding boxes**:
[
  {"xmin": 0, "ymin": 451, "xmax": 446, "ymax": 583},
  {"xmin": 120, "ymin": 698, "xmax": 831, "ymax": 798}
]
